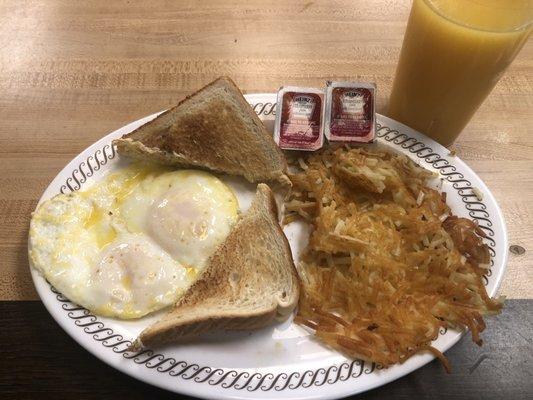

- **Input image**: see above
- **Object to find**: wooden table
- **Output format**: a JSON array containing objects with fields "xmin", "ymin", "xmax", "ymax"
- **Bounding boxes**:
[{"xmin": 1, "ymin": 1, "xmax": 531, "ymax": 398}]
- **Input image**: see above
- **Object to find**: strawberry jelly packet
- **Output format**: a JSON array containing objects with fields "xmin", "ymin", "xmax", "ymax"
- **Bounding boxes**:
[
  {"xmin": 274, "ymin": 86, "xmax": 325, "ymax": 151},
  {"xmin": 324, "ymin": 81, "xmax": 375, "ymax": 143}
]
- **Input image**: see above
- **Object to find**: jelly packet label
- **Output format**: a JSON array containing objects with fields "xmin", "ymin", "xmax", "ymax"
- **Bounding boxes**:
[
  {"xmin": 330, "ymin": 87, "xmax": 373, "ymax": 137},
  {"xmin": 325, "ymin": 81, "xmax": 376, "ymax": 142},
  {"xmin": 274, "ymin": 87, "xmax": 324, "ymax": 151},
  {"xmin": 279, "ymin": 92, "xmax": 322, "ymax": 147}
]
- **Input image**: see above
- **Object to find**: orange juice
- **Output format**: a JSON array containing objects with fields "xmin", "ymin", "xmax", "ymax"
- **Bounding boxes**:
[{"xmin": 389, "ymin": 0, "xmax": 532, "ymax": 146}]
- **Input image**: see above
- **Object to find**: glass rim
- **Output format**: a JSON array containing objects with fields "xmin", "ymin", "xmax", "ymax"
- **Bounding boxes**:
[{"xmin": 423, "ymin": 0, "xmax": 533, "ymax": 33}]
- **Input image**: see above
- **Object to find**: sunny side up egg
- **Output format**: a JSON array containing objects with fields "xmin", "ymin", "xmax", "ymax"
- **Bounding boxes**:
[{"xmin": 29, "ymin": 164, "xmax": 239, "ymax": 319}]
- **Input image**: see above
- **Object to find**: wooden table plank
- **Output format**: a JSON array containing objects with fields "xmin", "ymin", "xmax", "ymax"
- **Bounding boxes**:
[
  {"xmin": 0, "ymin": 2, "xmax": 532, "ymax": 272},
  {"xmin": 0, "ymin": 1, "xmax": 531, "ymax": 398},
  {"xmin": 1, "ymin": 0, "xmax": 531, "ymax": 300}
]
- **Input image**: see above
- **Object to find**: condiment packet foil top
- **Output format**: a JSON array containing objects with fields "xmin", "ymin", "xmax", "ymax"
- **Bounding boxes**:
[
  {"xmin": 274, "ymin": 86, "xmax": 325, "ymax": 151},
  {"xmin": 324, "ymin": 81, "xmax": 376, "ymax": 143}
]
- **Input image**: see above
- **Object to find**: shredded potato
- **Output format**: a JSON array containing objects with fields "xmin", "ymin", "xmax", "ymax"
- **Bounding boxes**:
[{"xmin": 286, "ymin": 145, "xmax": 502, "ymax": 372}]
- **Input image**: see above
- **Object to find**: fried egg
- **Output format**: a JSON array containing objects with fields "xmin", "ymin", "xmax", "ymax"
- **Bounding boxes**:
[{"xmin": 29, "ymin": 164, "xmax": 239, "ymax": 319}]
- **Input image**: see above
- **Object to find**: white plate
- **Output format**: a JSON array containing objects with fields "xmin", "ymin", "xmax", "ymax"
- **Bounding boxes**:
[{"xmin": 29, "ymin": 93, "xmax": 507, "ymax": 400}]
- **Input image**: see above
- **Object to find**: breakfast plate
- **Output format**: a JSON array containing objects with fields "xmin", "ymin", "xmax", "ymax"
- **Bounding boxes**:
[{"xmin": 29, "ymin": 93, "xmax": 507, "ymax": 400}]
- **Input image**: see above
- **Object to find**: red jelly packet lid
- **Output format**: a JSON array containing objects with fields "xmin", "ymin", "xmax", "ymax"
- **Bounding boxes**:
[
  {"xmin": 325, "ymin": 81, "xmax": 376, "ymax": 143},
  {"xmin": 274, "ymin": 86, "xmax": 325, "ymax": 151}
]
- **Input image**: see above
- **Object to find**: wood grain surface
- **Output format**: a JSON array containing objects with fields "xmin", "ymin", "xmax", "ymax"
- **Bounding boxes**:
[{"xmin": 0, "ymin": 0, "xmax": 531, "ymax": 301}]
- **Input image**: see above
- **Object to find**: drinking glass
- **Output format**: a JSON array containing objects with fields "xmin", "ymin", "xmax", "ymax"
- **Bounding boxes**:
[{"xmin": 388, "ymin": 0, "xmax": 532, "ymax": 146}]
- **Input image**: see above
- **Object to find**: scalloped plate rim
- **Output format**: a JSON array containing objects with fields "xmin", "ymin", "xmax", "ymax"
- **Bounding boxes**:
[{"xmin": 28, "ymin": 93, "xmax": 508, "ymax": 400}]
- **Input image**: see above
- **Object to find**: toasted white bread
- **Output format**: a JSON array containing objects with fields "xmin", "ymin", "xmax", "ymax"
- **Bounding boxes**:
[
  {"xmin": 136, "ymin": 183, "xmax": 299, "ymax": 348},
  {"xmin": 113, "ymin": 76, "xmax": 288, "ymax": 184}
]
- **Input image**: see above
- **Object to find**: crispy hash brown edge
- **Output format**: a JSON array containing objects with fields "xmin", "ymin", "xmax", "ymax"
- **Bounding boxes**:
[{"xmin": 285, "ymin": 145, "xmax": 502, "ymax": 372}]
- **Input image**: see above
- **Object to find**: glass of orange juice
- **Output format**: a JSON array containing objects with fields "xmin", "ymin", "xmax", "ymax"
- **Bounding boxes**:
[{"xmin": 388, "ymin": 0, "xmax": 532, "ymax": 146}]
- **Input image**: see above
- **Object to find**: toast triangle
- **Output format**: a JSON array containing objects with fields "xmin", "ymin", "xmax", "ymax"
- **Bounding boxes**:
[
  {"xmin": 136, "ymin": 184, "xmax": 299, "ymax": 348},
  {"xmin": 113, "ymin": 77, "xmax": 288, "ymax": 184}
]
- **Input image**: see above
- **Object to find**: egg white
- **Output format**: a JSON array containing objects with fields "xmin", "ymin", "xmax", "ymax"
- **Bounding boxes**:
[
  {"xmin": 29, "ymin": 164, "xmax": 239, "ymax": 319},
  {"xmin": 120, "ymin": 170, "xmax": 238, "ymax": 268}
]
